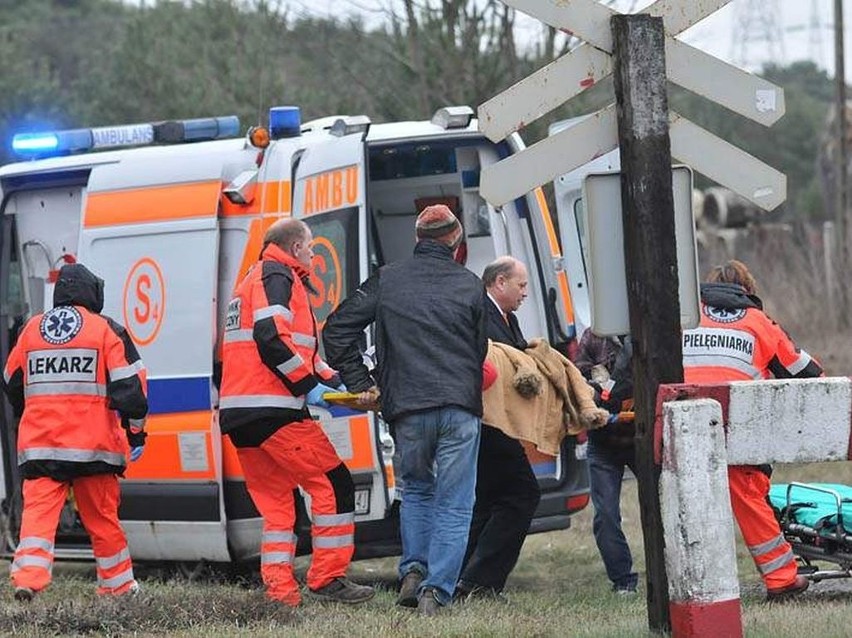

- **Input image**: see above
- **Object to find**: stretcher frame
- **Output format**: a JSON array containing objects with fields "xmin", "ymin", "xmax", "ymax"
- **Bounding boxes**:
[{"xmin": 775, "ymin": 481, "xmax": 852, "ymax": 582}]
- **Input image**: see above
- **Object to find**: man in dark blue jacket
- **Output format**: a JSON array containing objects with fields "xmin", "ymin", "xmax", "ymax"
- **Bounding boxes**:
[{"xmin": 323, "ymin": 205, "xmax": 487, "ymax": 616}]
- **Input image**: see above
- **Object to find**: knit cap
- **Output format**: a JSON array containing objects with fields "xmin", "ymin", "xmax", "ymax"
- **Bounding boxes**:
[{"xmin": 415, "ymin": 204, "xmax": 463, "ymax": 249}]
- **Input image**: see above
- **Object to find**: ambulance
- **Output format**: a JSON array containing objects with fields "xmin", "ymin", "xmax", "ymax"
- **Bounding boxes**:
[{"xmin": 0, "ymin": 106, "xmax": 592, "ymax": 568}]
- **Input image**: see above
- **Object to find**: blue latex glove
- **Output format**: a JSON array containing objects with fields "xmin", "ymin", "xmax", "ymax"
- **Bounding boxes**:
[
  {"xmin": 130, "ymin": 446, "xmax": 144, "ymax": 462},
  {"xmin": 336, "ymin": 382, "xmax": 348, "ymax": 392},
  {"xmin": 306, "ymin": 383, "xmax": 336, "ymax": 408}
]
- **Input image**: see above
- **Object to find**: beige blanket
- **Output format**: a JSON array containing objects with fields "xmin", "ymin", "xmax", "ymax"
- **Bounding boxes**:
[{"xmin": 482, "ymin": 338, "xmax": 609, "ymax": 456}]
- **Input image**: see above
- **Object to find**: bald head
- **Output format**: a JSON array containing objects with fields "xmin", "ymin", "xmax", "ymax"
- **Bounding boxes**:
[
  {"xmin": 264, "ymin": 219, "xmax": 314, "ymax": 267},
  {"xmin": 483, "ymin": 256, "xmax": 528, "ymax": 313}
]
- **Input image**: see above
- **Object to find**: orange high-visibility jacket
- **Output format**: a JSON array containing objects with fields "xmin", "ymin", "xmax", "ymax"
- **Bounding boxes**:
[
  {"xmin": 3, "ymin": 305, "xmax": 148, "ymax": 478},
  {"xmin": 683, "ymin": 283, "xmax": 822, "ymax": 383},
  {"xmin": 219, "ymin": 243, "xmax": 338, "ymax": 435}
]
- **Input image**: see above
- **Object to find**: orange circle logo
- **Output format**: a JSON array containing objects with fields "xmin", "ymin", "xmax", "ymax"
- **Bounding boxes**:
[
  {"xmin": 122, "ymin": 257, "xmax": 166, "ymax": 346},
  {"xmin": 310, "ymin": 237, "xmax": 343, "ymax": 328}
]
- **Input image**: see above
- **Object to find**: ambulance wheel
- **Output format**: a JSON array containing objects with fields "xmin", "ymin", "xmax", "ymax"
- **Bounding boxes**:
[
  {"xmin": 174, "ymin": 560, "xmax": 209, "ymax": 581},
  {"xmin": 0, "ymin": 485, "xmax": 23, "ymax": 552}
]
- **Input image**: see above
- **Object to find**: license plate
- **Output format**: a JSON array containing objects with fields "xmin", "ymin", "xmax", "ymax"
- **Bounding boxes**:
[{"xmin": 354, "ymin": 488, "xmax": 371, "ymax": 515}]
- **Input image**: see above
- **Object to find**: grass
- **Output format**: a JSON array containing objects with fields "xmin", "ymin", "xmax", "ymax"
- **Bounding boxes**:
[{"xmin": 4, "ymin": 461, "xmax": 852, "ymax": 636}]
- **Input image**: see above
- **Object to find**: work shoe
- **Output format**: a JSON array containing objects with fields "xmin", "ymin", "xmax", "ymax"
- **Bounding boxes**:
[
  {"xmin": 14, "ymin": 587, "xmax": 34, "ymax": 602},
  {"xmin": 308, "ymin": 577, "xmax": 375, "ymax": 604},
  {"xmin": 454, "ymin": 581, "xmax": 508, "ymax": 604},
  {"xmin": 417, "ymin": 586, "xmax": 442, "ymax": 617},
  {"xmin": 766, "ymin": 575, "xmax": 810, "ymax": 602},
  {"xmin": 613, "ymin": 583, "xmax": 638, "ymax": 597},
  {"xmin": 397, "ymin": 571, "xmax": 424, "ymax": 608}
]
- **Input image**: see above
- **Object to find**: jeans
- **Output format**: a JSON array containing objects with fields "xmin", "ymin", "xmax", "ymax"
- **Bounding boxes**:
[
  {"xmin": 588, "ymin": 439, "xmax": 638, "ymax": 591},
  {"xmin": 393, "ymin": 407, "xmax": 480, "ymax": 605}
]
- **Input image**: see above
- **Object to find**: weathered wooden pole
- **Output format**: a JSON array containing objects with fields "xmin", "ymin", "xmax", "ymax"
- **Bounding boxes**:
[
  {"xmin": 834, "ymin": 0, "xmax": 849, "ymax": 327},
  {"xmin": 611, "ymin": 13, "xmax": 683, "ymax": 633}
]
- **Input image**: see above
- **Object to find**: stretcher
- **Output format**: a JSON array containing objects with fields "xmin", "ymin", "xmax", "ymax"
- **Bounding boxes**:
[{"xmin": 769, "ymin": 482, "xmax": 852, "ymax": 581}]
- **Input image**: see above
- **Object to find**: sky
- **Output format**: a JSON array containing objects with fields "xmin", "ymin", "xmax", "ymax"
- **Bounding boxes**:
[{"xmin": 283, "ymin": 0, "xmax": 846, "ymax": 76}]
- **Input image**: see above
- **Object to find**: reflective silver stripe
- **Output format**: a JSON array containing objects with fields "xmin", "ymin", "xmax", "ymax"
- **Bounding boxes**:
[
  {"xmin": 683, "ymin": 355, "xmax": 762, "ymax": 379},
  {"xmin": 223, "ymin": 329, "xmax": 254, "ymax": 344},
  {"xmin": 109, "ymin": 360, "xmax": 145, "ymax": 381},
  {"xmin": 261, "ymin": 551, "xmax": 293, "ymax": 565},
  {"xmin": 98, "ymin": 567, "xmax": 135, "ymax": 590},
  {"xmin": 262, "ymin": 531, "xmax": 297, "ymax": 544},
  {"xmin": 315, "ymin": 360, "xmax": 333, "ymax": 374},
  {"xmin": 3, "ymin": 367, "xmax": 11, "ymax": 383},
  {"xmin": 787, "ymin": 351, "xmax": 813, "ymax": 375},
  {"xmin": 219, "ymin": 395, "xmax": 305, "ymax": 410},
  {"xmin": 749, "ymin": 534, "xmax": 786, "ymax": 558},
  {"xmin": 313, "ymin": 512, "xmax": 354, "ymax": 527},
  {"xmin": 757, "ymin": 548, "xmax": 795, "ymax": 575},
  {"xmin": 25, "ymin": 382, "xmax": 107, "ymax": 398},
  {"xmin": 312, "ymin": 534, "xmax": 353, "ymax": 549},
  {"xmin": 277, "ymin": 356, "xmax": 305, "ymax": 376},
  {"xmin": 292, "ymin": 333, "xmax": 316, "ymax": 348},
  {"xmin": 96, "ymin": 547, "xmax": 130, "ymax": 570},
  {"xmin": 254, "ymin": 305, "xmax": 293, "ymax": 323},
  {"xmin": 18, "ymin": 447, "xmax": 126, "ymax": 466},
  {"xmin": 17, "ymin": 536, "xmax": 54, "ymax": 553},
  {"xmin": 11, "ymin": 555, "xmax": 53, "ymax": 573},
  {"xmin": 127, "ymin": 418, "xmax": 146, "ymax": 431}
]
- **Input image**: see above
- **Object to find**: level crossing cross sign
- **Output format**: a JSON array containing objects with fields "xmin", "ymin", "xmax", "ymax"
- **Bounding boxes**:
[{"xmin": 478, "ymin": 0, "xmax": 786, "ymax": 212}]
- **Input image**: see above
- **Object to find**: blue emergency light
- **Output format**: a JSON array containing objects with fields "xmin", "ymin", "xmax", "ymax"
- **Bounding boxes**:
[
  {"xmin": 12, "ymin": 128, "xmax": 92, "ymax": 155},
  {"xmin": 11, "ymin": 115, "xmax": 241, "ymax": 159},
  {"xmin": 269, "ymin": 106, "xmax": 301, "ymax": 139}
]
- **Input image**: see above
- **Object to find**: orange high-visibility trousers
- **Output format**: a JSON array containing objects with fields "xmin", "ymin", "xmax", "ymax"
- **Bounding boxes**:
[
  {"xmin": 728, "ymin": 466, "xmax": 797, "ymax": 590},
  {"xmin": 12, "ymin": 475, "xmax": 137, "ymax": 595},
  {"xmin": 236, "ymin": 418, "xmax": 355, "ymax": 606}
]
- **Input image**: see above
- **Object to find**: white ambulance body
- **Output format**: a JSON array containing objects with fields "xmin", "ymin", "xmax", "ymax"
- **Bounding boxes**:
[{"xmin": 0, "ymin": 107, "xmax": 589, "ymax": 565}]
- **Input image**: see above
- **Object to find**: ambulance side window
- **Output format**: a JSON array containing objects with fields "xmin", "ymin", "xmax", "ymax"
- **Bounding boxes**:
[{"xmin": 304, "ymin": 207, "xmax": 359, "ymax": 356}]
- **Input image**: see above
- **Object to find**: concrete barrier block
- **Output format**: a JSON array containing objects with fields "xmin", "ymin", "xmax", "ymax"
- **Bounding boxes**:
[{"xmin": 726, "ymin": 377, "xmax": 851, "ymax": 465}]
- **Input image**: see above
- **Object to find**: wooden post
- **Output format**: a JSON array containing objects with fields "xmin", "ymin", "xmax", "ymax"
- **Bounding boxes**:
[
  {"xmin": 611, "ymin": 14, "xmax": 683, "ymax": 633},
  {"xmin": 835, "ymin": 0, "xmax": 848, "ymax": 327}
]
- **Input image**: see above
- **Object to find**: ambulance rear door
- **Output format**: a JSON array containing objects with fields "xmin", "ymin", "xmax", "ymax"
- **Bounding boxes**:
[
  {"xmin": 292, "ymin": 129, "xmax": 392, "ymax": 523},
  {"xmin": 549, "ymin": 121, "xmax": 622, "ymax": 340},
  {"xmin": 77, "ymin": 147, "xmax": 230, "ymax": 562}
]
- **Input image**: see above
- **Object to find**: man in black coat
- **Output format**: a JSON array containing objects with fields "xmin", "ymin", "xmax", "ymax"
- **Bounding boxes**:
[
  {"xmin": 456, "ymin": 256, "xmax": 541, "ymax": 600},
  {"xmin": 323, "ymin": 205, "xmax": 488, "ymax": 615}
]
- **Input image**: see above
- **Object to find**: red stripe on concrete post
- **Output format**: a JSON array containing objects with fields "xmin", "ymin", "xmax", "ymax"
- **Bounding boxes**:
[
  {"xmin": 661, "ymin": 398, "xmax": 742, "ymax": 638},
  {"xmin": 670, "ymin": 599, "xmax": 743, "ymax": 637},
  {"xmin": 655, "ymin": 383, "xmax": 730, "ymax": 465}
]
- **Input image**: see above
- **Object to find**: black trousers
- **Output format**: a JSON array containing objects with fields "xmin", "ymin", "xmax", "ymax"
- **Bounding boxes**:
[{"xmin": 459, "ymin": 425, "xmax": 541, "ymax": 591}]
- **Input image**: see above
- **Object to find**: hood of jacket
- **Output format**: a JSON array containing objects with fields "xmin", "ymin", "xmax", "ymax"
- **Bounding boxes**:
[
  {"xmin": 699, "ymin": 282, "xmax": 762, "ymax": 312},
  {"xmin": 53, "ymin": 263, "xmax": 104, "ymax": 313}
]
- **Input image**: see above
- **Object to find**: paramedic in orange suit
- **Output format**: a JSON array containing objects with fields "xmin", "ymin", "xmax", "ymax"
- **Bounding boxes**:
[
  {"xmin": 682, "ymin": 259, "xmax": 822, "ymax": 601},
  {"xmin": 1, "ymin": 263, "xmax": 148, "ymax": 602},
  {"xmin": 218, "ymin": 218, "xmax": 374, "ymax": 607}
]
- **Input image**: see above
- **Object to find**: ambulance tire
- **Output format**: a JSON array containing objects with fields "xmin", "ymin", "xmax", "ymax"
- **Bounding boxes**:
[
  {"xmin": 0, "ymin": 483, "xmax": 23, "ymax": 553},
  {"xmin": 145, "ymin": 560, "xmax": 254, "ymax": 584}
]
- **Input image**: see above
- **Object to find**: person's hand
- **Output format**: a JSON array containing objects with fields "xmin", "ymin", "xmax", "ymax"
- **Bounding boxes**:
[
  {"xmin": 357, "ymin": 386, "xmax": 381, "ymax": 412},
  {"xmin": 336, "ymin": 382, "xmax": 348, "ymax": 392},
  {"xmin": 130, "ymin": 446, "xmax": 144, "ymax": 462},
  {"xmin": 306, "ymin": 383, "xmax": 336, "ymax": 408}
]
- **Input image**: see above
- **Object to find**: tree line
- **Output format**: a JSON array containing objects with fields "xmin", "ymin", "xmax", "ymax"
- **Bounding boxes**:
[{"xmin": 0, "ymin": 0, "xmax": 835, "ymax": 220}]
